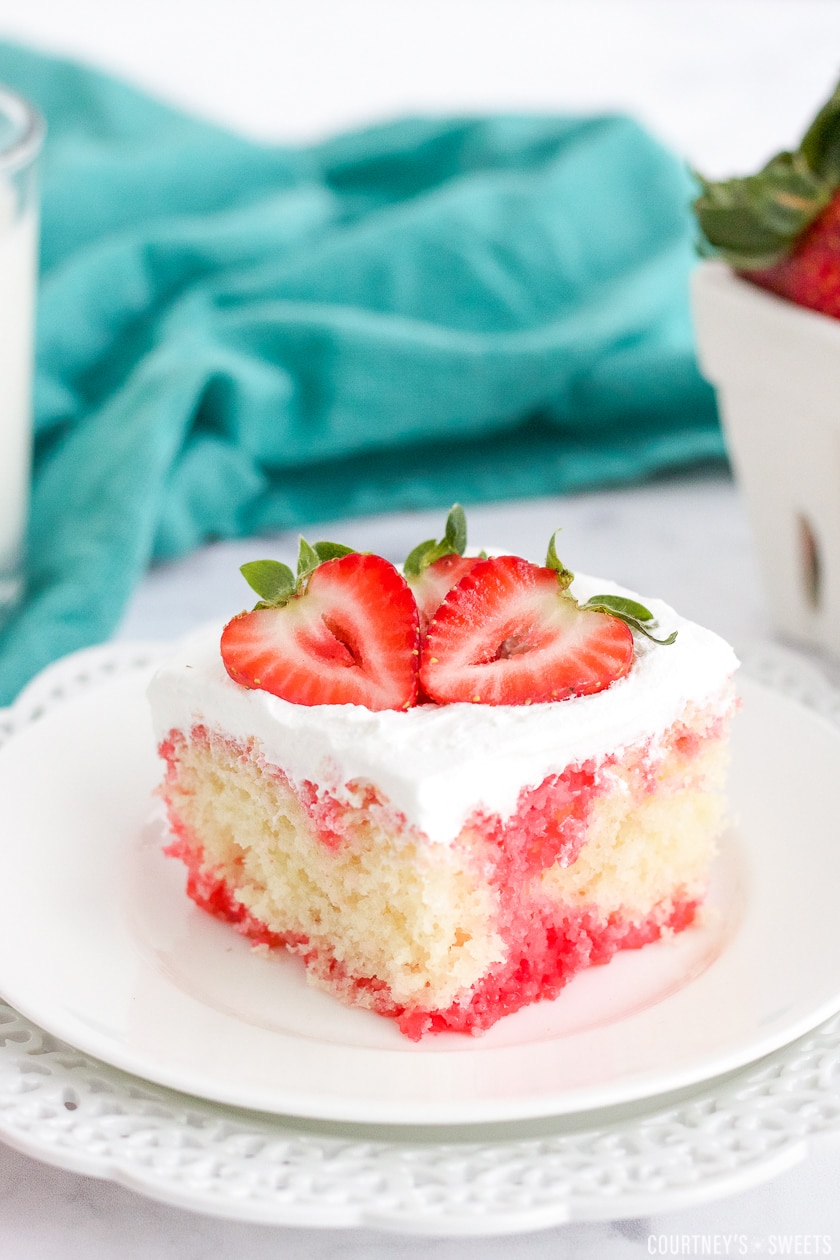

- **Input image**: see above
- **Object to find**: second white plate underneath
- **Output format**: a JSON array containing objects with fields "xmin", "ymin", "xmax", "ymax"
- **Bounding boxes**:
[{"xmin": 0, "ymin": 655, "xmax": 838, "ymax": 1125}]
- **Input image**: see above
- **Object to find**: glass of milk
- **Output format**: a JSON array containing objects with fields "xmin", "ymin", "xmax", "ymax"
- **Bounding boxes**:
[{"xmin": 0, "ymin": 86, "xmax": 43, "ymax": 618}]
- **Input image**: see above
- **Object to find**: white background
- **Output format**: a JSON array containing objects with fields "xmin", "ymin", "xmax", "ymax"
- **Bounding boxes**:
[
  {"xmin": 0, "ymin": 0, "xmax": 838, "ymax": 173},
  {"xmin": 1, "ymin": 1, "xmax": 840, "ymax": 1255}
]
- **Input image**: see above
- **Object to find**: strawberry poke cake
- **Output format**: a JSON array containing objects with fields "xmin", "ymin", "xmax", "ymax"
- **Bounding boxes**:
[{"xmin": 149, "ymin": 508, "xmax": 738, "ymax": 1040}]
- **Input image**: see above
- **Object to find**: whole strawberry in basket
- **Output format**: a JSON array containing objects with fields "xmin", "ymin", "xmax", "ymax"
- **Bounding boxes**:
[{"xmin": 694, "ymin": 80, "xmax": 840, "ymax": 318}]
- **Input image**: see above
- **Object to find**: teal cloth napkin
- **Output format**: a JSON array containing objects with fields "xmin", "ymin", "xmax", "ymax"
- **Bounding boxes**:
[{"xmin": 0, "ymin": 43, "xmax": 722, "ymax": 705}]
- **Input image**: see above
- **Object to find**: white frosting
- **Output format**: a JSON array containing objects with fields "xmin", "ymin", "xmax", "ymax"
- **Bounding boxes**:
[{"xmin": 148, "ymin": 575, "xmax": 738, "ymax": 846}]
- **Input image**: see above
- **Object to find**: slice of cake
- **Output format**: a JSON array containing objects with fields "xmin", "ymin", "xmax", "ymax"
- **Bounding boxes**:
[{"xmin": 149, "ymin": 513, "xmax": 738, "ymax": 1040}]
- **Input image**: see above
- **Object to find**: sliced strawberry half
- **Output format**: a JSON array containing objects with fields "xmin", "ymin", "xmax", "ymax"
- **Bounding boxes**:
[
  {"xmin": 420, "ymin": 555, "xmax": 634, "ymax": 706},
  {"xmin": 221, "ymin": 552, "xmax": 419, "ymax": 711},
  {"xmin": 408, "ymin": 553, "xmax": 484, "ymax": 633}
]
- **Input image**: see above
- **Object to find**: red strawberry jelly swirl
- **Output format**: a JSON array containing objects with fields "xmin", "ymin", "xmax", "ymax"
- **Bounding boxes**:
[{"xmin": 159, "ymin": 726, "xmax": 700, "ymax": 1040}]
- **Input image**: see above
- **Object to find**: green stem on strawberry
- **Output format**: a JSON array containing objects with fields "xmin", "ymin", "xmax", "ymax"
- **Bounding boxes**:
[
  {"xmin": 240, "ymin": 538, "xmax": 355, "ymax": 610},
  {"xmin": 693, "ymin": 78, "xmax": 840, "ymax": 270},
  {"xmin": 545, "ymin": 529, "xmax": 575, "ymax": 591},
  {"xmin": 403, "ymin": 505, "xmax": 491, "ymax": 631},
  {"xmin": 239, "ymin": 559, "xmax": 297, "ymax": 608},
  {"xmin": 577, "ymin": 595, "xmax": 677, "ymax": 645},
  {"xmin": 296, "ymin": 537, "xmax": 355, "ymax": 581},
  {"xmin": 404, "ymin": 503, "xmax": 473, "ymax": 577},
  {"xmin": 545, "ymin": 530, "xmax": 677, "ymax": 646}
]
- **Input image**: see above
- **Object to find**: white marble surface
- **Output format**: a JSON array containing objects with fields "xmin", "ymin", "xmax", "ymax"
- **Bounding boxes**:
[{"xmin": 1, "ymin": 0, "xmax": 839, "ymax": 1252}]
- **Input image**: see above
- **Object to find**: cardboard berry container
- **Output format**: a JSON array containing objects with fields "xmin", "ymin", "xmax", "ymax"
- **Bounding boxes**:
[{"xmin": 693, "ymin": 259, "xmax": 840, "ymax": 655}]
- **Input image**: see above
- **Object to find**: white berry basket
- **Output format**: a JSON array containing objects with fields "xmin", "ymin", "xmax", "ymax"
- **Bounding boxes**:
[{"xmin": 693, "ymin": 259, "xmax": 840, "ymax": 655}]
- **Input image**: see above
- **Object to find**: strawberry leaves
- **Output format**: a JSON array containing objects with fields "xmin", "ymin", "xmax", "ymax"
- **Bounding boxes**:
[
  {"xmin": 404, "ymin": 504, "xmax": 469, "ymax": 577},
  {"xmin": 296, "ymin": 537, "xmax": 355, "ymax": 582},
  {"xmin": 693, "ymin": 76, "xmax": 840, "ymax": 270},
  {"xmin": 404, "ymin": 505, "xmax": 490, "ymax": 630},
  {"xmin": 578, "ymin": 594, "xmax": 678, "ymax": 645},
  {"xmin": 240, "ymin": 539, "xmax": 356, "ymax": 609},
  {"xmin": 800, "ymin": 78, "xmax": 840, "ymax": 186},
  {"xmin": 545, "ymin": 529, "xmax": 575, "ymax": 591},
  {"xmin": 693, "ymin": 155, "xmax": 833, "ymax": 270},
  {"xmin": 239, "ymin": 560, "xmax": 296, "ymax": 607},
  {"xmin": 545, "ymin": 529, "xmax": 677, "ymax": 645}
]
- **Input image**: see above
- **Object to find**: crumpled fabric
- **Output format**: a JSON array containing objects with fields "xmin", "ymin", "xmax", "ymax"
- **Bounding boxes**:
[{"xmin": 0, "ymin": 42, "xmax": 721, "ymax": 704}]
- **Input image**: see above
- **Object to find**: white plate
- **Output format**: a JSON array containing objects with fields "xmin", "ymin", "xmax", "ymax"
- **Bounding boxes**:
[
  {"xmin": 0, "ymin": 993, "xmax": 838, "ymax": 1232},
  {"xmin": 1, "ymin": 642, "xmax": 840, "ymax": 1127}
]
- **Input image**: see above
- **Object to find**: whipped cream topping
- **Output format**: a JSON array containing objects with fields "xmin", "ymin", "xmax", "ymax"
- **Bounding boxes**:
[{"xmin": 148, "ymin": 575, "xmax": 738, "ymax": 846}]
